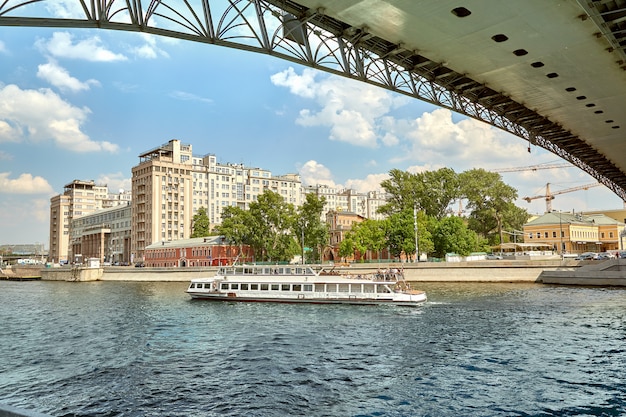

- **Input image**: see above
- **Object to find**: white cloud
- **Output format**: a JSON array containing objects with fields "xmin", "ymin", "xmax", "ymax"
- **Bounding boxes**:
[
  {"xmin": 170, "ymin": 90, "xmax": 213, "ymax": 104},
  {"xmin": 37, "ymin": 32, "xmax": 127, "ymax": 62},
  {"xmin": 271, "ymin": 67, "xmax": 406, "ymax": 148},
  {"xmin": 0, "ymin": 196, "xmax": 49, "ymax": 244},
  {"xmin": 298, "ymin": 160, "xmax": 337, "ymax": 188},
  {"xmin": 37, "ymin": 60, "xmax": 100, "ymax": 92},
  {"xmin": 299, "ymin": 161, "xmax": 390, "ymax": 193},
  {"xmin": 45, "ymin": 0, "xmax": 86, "ymax": 19},
  {"xmin": 344, "ymin": 173, "xmax": 390, "ymax": 193},
  {"xmin": 0, "ymin": 172, "xmax": 54, "ymax": 194},
  {"xmin": 97, "ymin": 172, "xmax": 132, "ymax": 193},
  {"xmin": 0, "ymin": 84, "xmax": 119, "ymax": 153},
  {"xmin": 271, "ymin": 67, "xmax": 318, "ymax": 99},
  {"xmin": 0, "ymin": 40, "xmax": 6, "ymax": 53},
  {"xmin": 130, "ymin": 33, "xmax": 170, "ymax": 59},
  {"xmin": 385, "ymin": 108, "xmax": 547, "ymax": 174}
]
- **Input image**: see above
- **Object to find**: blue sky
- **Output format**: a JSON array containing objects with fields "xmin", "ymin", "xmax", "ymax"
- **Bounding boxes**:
[{"xmin": 0, "ymin": 24, "xmax": 623, "ymax": 246}]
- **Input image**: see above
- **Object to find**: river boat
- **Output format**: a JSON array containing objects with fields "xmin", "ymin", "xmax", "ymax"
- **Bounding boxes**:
[{"xmin": 186, "ymin": 265, "xmax": 427, "ymax": 306}]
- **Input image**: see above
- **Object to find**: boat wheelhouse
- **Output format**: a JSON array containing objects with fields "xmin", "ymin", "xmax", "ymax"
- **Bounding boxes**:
[{"xmin": 186, "ymin": 265, "xmax": 426, "ymax": 306}]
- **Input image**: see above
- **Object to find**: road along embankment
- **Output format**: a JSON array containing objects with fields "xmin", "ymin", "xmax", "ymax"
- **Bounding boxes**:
[{"xmin": 38, "ymin": 260, "xmax": 585, "ymax": 283}]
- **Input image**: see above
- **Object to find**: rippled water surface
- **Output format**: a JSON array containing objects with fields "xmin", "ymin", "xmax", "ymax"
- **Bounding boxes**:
[{"xmin": 1, "ymin": 280, "xmax": 625, "ymax": 416}]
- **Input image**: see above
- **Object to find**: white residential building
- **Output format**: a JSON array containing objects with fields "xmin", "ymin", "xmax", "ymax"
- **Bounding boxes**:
[
  {"xmin": 132, "ymin": 139, "xmax": 303, "ymax": 261},
  {"xmin": 302, "ymin": 185, "xmax": 389, "ymax": 220}
]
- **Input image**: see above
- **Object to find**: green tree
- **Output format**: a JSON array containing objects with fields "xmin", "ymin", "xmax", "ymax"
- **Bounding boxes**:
[
  {"xmin": 359, "ymin": 219, "xmax": 387, "ymax": 261},
  {"xmin": 379, "ymin": 168, "xmax": 460, "ymax": 219},
  {"xmin": 295, "ymin": 194, "xmax": 329, "ymax": 263},
  {"xmin": 432, "ymin": 216, "xmax": 479, "ymax": 257},
  {"xmin": 214, "ymin": 206, "xmax": 253, "ymax": 259},
  {"xmin": 419, "ymin": 168, "xmax": 461, "ymax": 219},
  {"xmin": 384, "ymin": 209, "xmax": 434, "ymax": 260},
  {"xmin": 191, "ymin": 207, "xmax": 211, "ymax": 238},
  {"xmin": 249, "ymin": 191, "xmax": 298, "ymax": 262},
  {"xmin": 378, "ymin": 169, "xmax": 419, "ymax": 216},
  {"xmin": 459, "ymin": 169, "xmax": 518, "ymax": 246},
  {"xmin": 338, "ymin": 236, "xmax": 355, "ymax": 261}
]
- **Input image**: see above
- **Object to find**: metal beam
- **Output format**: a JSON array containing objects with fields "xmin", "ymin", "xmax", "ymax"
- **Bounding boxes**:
[{"xmin": 1, "ymin": 0, "xmax": 625, "ymax": 200}]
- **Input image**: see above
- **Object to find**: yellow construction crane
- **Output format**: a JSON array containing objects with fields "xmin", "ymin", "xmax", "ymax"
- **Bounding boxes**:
[
  {"xmin": 492, "ymin": 163, "xmax": 572, "ymax": 173},
  {"xmin": 523, "ymin": 183, "xmax": 601, "ymax": 213}
]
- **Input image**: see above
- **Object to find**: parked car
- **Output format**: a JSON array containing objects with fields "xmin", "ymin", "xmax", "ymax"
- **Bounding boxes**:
[
  {"xmin": 485, "ymin": 253, "xmax": 503, "ymax": 260},
  {"xmin": 135, "ymin": 262, "xmax": 145, "ymax": 268},
  {"xmin": 575, "ymin": 252, "xmax": 599, "ymax": 260},
  {"xmin": 597, "ymin": 252, "xmax": 615, "ymax": 260}
]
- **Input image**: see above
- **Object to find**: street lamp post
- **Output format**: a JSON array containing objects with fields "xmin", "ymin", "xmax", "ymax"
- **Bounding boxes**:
[
  {"xmin": 301, "ymin": 224, "xmax": 305, "ymax": 265},
  {"xmin": 559, "ymin": 211, "xmax": 564, "ymax": 258},
  {"xmin": 503, "ymin": 230, "xmax": 524, "ymax": 256},
  {"xmin": 413, "ymin": 205, "xmax": 419, "ymax": 263},
  {"xmin": 301, "ymin": 219, "xmax": 307, "ymax": 265}
]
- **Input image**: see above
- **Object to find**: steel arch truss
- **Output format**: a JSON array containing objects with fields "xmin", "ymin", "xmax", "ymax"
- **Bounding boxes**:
[{"xmin": 1, "ymin": 0, "xmax": 625, "ymax": 200}]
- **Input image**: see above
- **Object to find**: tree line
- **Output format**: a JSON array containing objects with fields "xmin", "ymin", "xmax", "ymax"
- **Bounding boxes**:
[{"xmin": 191, "ymin": 167, "xmax": 530, "ymax": 262}]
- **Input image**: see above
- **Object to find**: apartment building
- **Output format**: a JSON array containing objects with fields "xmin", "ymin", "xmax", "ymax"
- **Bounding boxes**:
[
  {"xmin": 70, "ymin": 203, "xmax": 132, "ymax": 265},
  {"xmin": 131, "ymin": 139, "xmax": 303, "ymax": 261},
  {"xmin": 302, "ymin": 185, "xmax": 388, "ymax": 220},
  {"xmin": 49, "ymin": 180, "xmax": 115, "ymax": 264},
  {"xmin": 131, "ymin": 140, "xmax": 194, "ymax": 263}
]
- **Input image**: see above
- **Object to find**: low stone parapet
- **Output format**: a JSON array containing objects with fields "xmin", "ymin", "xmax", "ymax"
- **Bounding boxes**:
[{"xmin": 40, "ymin": 267, "xmax": 103, "ymax": 281}]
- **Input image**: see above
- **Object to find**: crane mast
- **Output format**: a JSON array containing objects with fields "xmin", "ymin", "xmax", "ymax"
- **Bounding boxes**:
[{"xmin": 523, "ymin": 183, "xmax": 601, "ymax": 212}]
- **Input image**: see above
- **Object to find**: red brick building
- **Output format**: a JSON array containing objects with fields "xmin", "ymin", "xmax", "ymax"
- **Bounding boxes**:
[{"xmin": 144, "ymin": 236, "xmax": 253, "ymax": 267}]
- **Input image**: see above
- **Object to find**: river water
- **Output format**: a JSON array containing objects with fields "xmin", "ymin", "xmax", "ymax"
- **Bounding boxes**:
[{"xmin": 0, "ymin": 280, "xmax": 624, "ymax": 417}]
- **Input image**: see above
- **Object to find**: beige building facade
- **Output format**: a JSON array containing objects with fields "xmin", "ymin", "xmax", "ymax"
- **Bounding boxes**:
[
  {"xmin": 70, "ymin": 203, "xmax": 132, "ymax": 265},
  {"xmin": 523, "ymin": 211, "xmax": 625, "ymax": 254},
  {"xmin": 49, "ymin": 180, "xmax": 108, "ymax": 264},
  {"xmin": 131, "ymin": 139, "xmax": 303, "ymax": 262}
]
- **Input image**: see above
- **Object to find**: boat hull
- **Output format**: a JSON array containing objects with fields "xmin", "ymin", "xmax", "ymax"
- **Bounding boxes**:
[{"xmin": 187, "ymin": 291, "xmax": 427, "ymax": 307}]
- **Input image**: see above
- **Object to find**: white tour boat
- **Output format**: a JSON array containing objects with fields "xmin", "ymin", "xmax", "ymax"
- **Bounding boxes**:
[{"xmin": 186, "ymin": 265, "xmax": 427, "ymax": 306}]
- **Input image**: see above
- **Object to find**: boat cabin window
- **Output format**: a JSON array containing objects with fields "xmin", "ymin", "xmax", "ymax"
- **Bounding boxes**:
[
  {"xmin": 281, "ymin": 284, "xmax": 290, "ymax": 291},
  {"xmin": 271, "ymin": 284, "xmax": 279, "ymax": 291},
  {"xmin": 338, "ymin": 284, "xmax": 349, "ymax": 292},
  {"xmin": 303, "ymin": 284, "xmax": 313, "ymax": 292},
  {"xmin": 363, "ymin": 284, "xmax": 374, "ymax": 293},
  {"xmin": 314, "ymin": 284, "xmax": 325, "ymax": 292},
  {"xmin": 231, "ymin": 284, "xmax": 239, "ymax": 290},
  {"xmin": 240, "ymin": 284, "xmax": 248, "ymax": 290},
  {"xmin": 189, "ymin": 283, "xmax": 195, "ymax": 288},
  {"xmin": 261, "ymin": 284, "xmax": 269, "ymax": 291},
  {"xmin": 376, "ymin": 284, "xmax": 391, "ymax": 293},
  {"xmin": 250, "ymin": 284, "xmax": 258, "ymax": 290},
  {"xmin": 221, "ymin": 283, "xmax": 229, "ymax": 290},
  {"xmin": 293, "ymin": 284, "xmax": 302, "ymax": 291},
  {"xmin": 326, "ymin": 284, "xmax": 337, "ymax": 292}
]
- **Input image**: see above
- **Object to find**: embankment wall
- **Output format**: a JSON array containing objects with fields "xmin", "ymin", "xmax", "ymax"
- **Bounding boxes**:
[{"xmin": 39, "ymin": 260, "xmax": 580, "ymax": 283}]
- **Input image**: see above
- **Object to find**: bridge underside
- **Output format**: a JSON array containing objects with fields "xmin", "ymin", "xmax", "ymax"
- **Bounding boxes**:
[{"xmin": 1, "ymin": 0, "xmax": 625, "ymax": 200}]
